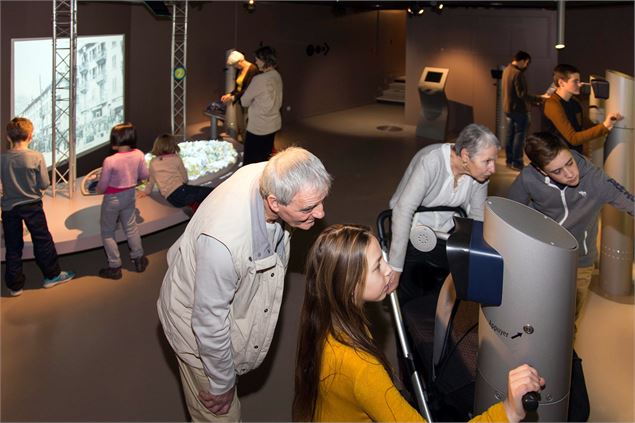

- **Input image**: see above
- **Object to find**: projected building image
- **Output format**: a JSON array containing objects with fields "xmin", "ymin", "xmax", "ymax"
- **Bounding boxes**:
[{"xmin": 12, "ymin": 34, "xmax": 124, "ymax": 167}]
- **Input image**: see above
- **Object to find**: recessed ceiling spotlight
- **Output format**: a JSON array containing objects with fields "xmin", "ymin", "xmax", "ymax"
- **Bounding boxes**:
[{"xmin": 407, "ymin": 2, "xmax": 424, "ymax": 16}]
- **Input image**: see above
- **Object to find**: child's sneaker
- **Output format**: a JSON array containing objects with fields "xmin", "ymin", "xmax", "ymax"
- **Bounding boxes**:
[
  {"xmin": 8, "ymin": 288, "xmax": 23, "ymax": 297},
  {"xmin": 132, "ymin": 256, "xmax": 149, "ymax": 273},
  {"xmin": 43, "ymin": 270, "xmax": 75, "ymax": 289},
  {"xmin": 99, "ymin": 267, "xmax": 122, "ymax": 280}
]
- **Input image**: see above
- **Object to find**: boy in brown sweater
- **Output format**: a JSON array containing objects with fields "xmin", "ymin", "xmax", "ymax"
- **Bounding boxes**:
[{"xmin": 543, "ymin": 64, "xmax": 622, "ymax": 154}]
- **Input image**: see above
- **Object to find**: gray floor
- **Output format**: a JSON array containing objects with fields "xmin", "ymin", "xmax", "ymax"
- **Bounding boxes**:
[{"xmin": 1, "ymin": 103, "xmax": 633, "ymax": 421}]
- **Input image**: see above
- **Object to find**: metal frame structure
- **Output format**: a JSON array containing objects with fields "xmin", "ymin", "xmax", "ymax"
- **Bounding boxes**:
[
  {"xmin": 171, "ymin": 1, "xmax": 188, "ymax": 140},
  {"xmin": 51, "ymin": 0, "xmax": 77, "ymax": 197}
]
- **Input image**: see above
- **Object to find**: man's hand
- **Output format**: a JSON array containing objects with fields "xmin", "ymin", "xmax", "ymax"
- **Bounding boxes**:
[
  {"xmin": 503, "ymin": 364, "xmax": 545, "ymax": 423},
  {"xmin": 220, "ymin": 94, "xmax": 233, "ymax": 104},
  {"xmin": 198, "ymin": 385, "xmax": 235, "ymax": 415}
]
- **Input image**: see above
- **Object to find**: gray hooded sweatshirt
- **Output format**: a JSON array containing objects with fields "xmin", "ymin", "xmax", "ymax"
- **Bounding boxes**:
[{"xmin": 507, "ymin": 150, "xmax": 633, "ymax": 267}]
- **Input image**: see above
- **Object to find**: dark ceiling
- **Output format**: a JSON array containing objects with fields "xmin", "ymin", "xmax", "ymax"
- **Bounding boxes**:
[
  {"xmin": 141, "ymin": 1, "xmax": 633, "ymax": 17},
  {"xmin": 312, "ymin": 1, "xmax": 633, "ymax": 11}
]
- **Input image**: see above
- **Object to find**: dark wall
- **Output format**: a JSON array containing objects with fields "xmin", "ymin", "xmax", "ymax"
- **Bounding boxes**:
[
  {"xmin": 558, "ymin": 4, "xmax": 634, "ymax": 78},
  {"xmin": 405, "ymin": 8, "xmax": 558, "ymax": 135},
  {"xmin": 404, "ymin": 4, "xmax": 634, "ymax": 137},
  {"xmin": 1, "ymin": 1, "xmax": 406, "ymax": 173},
  {"xmin": 3, "ymin": 1, "xmax": 630, "ymax": 172}
]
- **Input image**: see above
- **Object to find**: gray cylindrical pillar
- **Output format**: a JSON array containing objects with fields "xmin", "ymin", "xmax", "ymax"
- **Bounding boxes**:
[
  {"xmin": 587, "ymin": 74, "xmax": 607, "ymax": 167},
  {"xmin": 600, "ymin": 70, "xmax": 634, "ymax": 297},
  {"xmin": 224, "ymin": 49, "xmax": 238, "ymax": 140},
  {"xmin": 474, "ymin": 197, "xmax": 578, "ymax": 421}
]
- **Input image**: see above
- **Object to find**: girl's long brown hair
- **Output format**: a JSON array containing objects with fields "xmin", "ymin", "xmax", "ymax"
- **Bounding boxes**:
[{"xmin": 292, "ymin": 224, "xmax": 394, "ymax": 421}]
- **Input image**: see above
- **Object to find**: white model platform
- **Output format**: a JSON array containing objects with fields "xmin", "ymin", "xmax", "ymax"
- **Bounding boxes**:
[
  {"xmin": 0, "ymin": 186, "xmax": 191, "ymax": 262},
  {"xmin": 1, "ymin": 139, "xmax": 242, "ymax": 262}
]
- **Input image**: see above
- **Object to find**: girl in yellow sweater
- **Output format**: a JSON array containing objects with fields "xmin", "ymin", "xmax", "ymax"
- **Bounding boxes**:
[{"xmin": 293, "ymin": 224, "xmax": 544, "ymax": 422}]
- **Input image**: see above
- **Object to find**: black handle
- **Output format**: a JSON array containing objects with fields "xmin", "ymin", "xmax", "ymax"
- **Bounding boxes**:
[{"xmin": 522, "ymin": 391, "xmax": 540, "ymax": 412}]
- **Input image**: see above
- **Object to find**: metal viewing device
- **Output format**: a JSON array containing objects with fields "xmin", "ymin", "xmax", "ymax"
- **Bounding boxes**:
[
  {"xmin": 473, "ymin": 197, "xmax": 578, "ymax": 421},
  {"xmin": 600, "ymin": 70, "xmax": 634, "ymax": 297}
]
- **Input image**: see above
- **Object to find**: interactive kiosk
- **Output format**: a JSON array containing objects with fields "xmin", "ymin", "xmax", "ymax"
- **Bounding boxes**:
[
  {"xmin": 416, "ymin": 67, "xmax": 449, "ymax": 141},
  {"xmin": 472, "ymin": 197, "xmax": 578, "ymax": 421},
  {"xmin": 378, "ymin": 197, "xmax": 580, "ymax": 421}
]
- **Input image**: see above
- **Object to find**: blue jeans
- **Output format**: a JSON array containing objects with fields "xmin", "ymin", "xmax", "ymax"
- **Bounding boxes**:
[
  {"xmin": 166, "ymin": 184, "xmax": 213, "ymax": 208},
  {"xmin": 505, "ymin": 112, "xmax": 529, "ymax": 167},
  {"xmin": 100, "ymin": 189, "xmax": 143, "ymax": 268},
  {"xmin": 2, "ymin": 201, "xmax": 61, "ymax": 290}
]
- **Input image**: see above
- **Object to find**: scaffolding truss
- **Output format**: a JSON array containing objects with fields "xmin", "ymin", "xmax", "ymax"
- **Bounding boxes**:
[
  {"xmin": 171, "ymin": 1, "xmax": 188, "ymax": 140},
  {"xmin": 51, "ymin": 0, "xmax": 77, "ymax": 197}
]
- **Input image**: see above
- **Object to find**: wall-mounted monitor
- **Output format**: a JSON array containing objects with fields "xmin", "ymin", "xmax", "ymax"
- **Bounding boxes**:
[
  {"xmin": 418, "ymin": 67, "xmax": 449, "ymax": 92},
  {"xmin": 11, "ymin": 34, "xmax": 125, "ymax": 167}
]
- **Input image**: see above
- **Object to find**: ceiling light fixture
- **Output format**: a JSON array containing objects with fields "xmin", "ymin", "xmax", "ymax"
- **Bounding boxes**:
[
  {"xmin": 432, "ymin": 2, "xmax": 444, "ymax": 14},
  {"xmin": 407, "ymin": 2, "xmax": 424, "ymax": 16},
  {"xmin": 555, "ymin": 0, "xmax": 565, "ymax": 49}
]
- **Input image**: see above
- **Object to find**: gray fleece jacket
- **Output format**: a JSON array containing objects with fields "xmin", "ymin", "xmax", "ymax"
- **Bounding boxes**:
[{"xmin": 507, "ymin": 150, "xmax": 634, "ymax": 267}]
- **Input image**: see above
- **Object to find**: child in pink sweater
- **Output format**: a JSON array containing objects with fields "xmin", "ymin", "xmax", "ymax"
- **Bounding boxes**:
[{"xmin": 96, "ymin": 123, "xmax": 149, "ymax": 279}]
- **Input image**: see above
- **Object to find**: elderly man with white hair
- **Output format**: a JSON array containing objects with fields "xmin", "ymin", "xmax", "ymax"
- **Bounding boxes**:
[{"xmin": 158, "ymin": 146, "xmax": 332, "ymax": 422}]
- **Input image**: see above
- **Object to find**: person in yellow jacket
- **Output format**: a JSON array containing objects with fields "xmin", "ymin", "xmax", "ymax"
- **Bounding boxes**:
[{"xmin": 293, "ymin": 224, "xmax": 545, "ymax": 422}]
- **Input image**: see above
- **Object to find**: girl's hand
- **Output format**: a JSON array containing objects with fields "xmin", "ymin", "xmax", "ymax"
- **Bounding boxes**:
[{"xmin": 503, "ymin": 364, "xmax": 545, "ymax": 423}]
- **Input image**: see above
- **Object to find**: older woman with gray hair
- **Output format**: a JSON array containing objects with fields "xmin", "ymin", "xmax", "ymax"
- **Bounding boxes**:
[{"xmin": 388, "ymin": 123, "xmax": 501, "ymax": 305}]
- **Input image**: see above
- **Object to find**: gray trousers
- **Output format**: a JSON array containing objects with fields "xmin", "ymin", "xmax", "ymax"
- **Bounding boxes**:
[{"xmin": 100, "ymin": 189, "xmax": 143, "ymax": 268}]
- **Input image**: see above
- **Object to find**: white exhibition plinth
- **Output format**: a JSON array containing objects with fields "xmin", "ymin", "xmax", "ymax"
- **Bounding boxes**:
[{"xmin": 0, "ymin": 188, "xmax": 189, "ymax": 262}]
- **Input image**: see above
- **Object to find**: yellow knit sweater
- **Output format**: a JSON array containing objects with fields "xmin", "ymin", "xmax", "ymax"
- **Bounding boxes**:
[{"xmin": 314, "ymin": 335, "xmax": 508, "ymax": 422}]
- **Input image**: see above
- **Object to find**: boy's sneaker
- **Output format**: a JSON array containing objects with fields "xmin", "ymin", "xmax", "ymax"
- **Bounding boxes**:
[
  {"xmin": 9, "ymin": 288, "xmax": 23, "ymax": 297},
  {"xmin": 43, "ymin": 270, "xmax": 75, "ymax": 289},
  {"xmin": 99, "ymin": 267, "xmax": 122, "ymax": 280},
  {"xmin": 132, "ymin": 256, "xmax": 149, "ymax": 273}
]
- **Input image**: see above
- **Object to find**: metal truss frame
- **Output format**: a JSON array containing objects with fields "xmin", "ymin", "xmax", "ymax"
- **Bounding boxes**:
[
  {"xmin": 51, "ymin": 0, "xmax": 77, "ymax": 197},
  {"xmin": 171, "ymin": 1, "xmax": 188, "ymax": 140}
]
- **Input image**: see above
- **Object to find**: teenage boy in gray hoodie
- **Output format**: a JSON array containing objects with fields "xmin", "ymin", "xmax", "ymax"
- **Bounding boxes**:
[{"xmin": 507, "ymin": 132, "xmax": 633, "ymax": 334}]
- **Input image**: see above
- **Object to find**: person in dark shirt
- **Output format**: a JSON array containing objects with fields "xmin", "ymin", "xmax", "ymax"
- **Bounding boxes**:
[{"xmin": 501, "ymin": 50, "xmax": 538, "ymax": 171}]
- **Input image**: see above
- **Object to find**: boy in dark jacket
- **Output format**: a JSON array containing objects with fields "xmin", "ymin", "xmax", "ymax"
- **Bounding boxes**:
[{"xmin": 507, "ymin": 132, "xmax": 633, "ymax": 333}]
